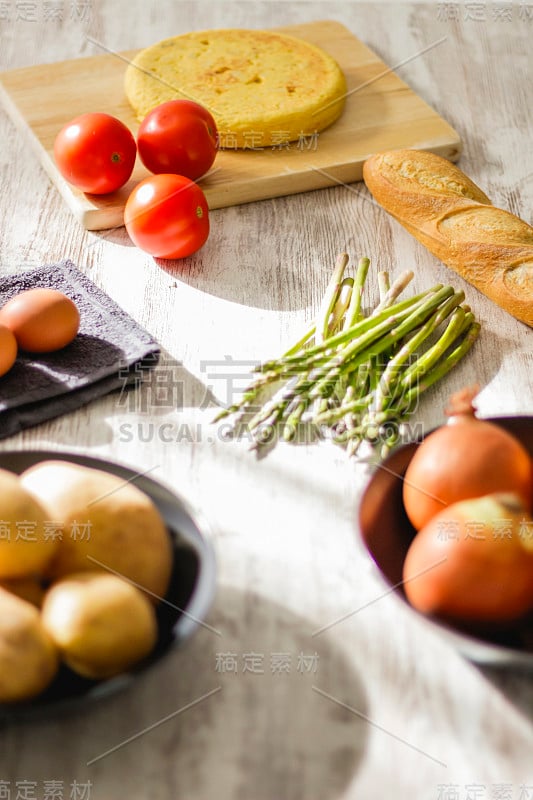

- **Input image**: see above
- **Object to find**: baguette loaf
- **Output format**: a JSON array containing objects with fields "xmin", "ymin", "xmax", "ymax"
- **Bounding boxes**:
[{"xmin": 363, "ymin": 149, "xmax": 533, "ymax": 327}]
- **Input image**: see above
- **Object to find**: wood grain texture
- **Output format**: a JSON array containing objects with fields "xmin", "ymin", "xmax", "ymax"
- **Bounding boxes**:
[
  {"xmin": 0, "ymin": 19, "xmax": 461, "ymax": 229},
  {"xmin": 0, "ymin": 2, "xmax": 532, "ymax": 799}
]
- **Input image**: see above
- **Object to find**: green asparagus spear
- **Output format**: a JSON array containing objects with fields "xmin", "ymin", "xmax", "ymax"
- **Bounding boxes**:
[{"xmin": 212, "ymin": 255, "xmax": 480, "ymax": 457}]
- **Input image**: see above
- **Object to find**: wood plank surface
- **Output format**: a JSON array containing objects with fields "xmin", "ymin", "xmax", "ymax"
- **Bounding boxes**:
[
  {"xmin": 0, "ymin": 2, "xmax": 532, "ymax": 800},
  {"xmin": 0, "ymin": 19, "xmax": 461, "ymax": 230}
]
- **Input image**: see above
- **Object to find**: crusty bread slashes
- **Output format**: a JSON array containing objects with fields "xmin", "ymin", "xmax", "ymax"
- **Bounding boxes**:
[{"xmin": 363, "ymin": 149, "xmax": 533, "ymax": 327}]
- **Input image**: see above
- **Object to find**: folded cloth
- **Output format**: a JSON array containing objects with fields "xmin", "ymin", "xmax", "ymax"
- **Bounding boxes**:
[{"xmin": 0, "ymin": 260, "xmax": 160, "ymax": 440}]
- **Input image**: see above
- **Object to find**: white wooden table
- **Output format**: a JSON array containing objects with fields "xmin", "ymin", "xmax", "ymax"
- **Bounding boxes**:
[{"xmin": 1, "ymin": 2, "xmax": 532, "ymax": 798}]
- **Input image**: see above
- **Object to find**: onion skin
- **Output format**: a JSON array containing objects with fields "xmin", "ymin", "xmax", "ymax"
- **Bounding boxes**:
[
  {"xmin": 402, "ymin": 386, "xmax": 532, "ymax": 531},
  {"xmin": 403, "ymin": 494, "xmax": 533, "ymax": 623}
]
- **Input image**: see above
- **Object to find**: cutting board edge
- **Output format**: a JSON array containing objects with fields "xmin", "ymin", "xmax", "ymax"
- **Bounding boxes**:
[
  {"xmin": 0, "ymin": 20, "xmax": 463, "ymax": 231},
  {"xmin": 203, "ymin": 136, "xmax": 463, "ymax": 208},
  {"xmin": 80, "ymin": 136, "xmax": 462, "ymax": 231},
  {"xmin": 0, "ymin": 79, "xmax": 103, "ymax": 230}
]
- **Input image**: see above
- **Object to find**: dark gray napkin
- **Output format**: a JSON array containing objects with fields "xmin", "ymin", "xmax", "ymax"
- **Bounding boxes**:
[{"xmin": 0, "ymin": 260, "xmax": 160, "ymax": 439}]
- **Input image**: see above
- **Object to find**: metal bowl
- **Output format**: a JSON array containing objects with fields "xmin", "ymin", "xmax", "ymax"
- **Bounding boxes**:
[
  {"xmin": 358, "ymin": 416, "xmax": 533, "ymax": 669},
  {"xmin": 0, "ymin": 450, "xmax": 217, "ymax": 721}
]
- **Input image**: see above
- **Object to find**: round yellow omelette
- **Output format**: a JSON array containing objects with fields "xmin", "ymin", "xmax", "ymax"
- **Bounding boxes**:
[{"xmin": 124, "ymin": 28, "xmax": 347, "ymax": 149}]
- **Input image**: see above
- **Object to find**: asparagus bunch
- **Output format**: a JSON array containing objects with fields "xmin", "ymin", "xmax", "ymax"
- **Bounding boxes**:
[{"xmin": 214, "ymin": 254, "xmax": 480, "ymax": 457}]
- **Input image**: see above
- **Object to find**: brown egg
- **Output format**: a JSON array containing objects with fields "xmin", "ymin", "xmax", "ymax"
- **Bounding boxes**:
[
  {"xmin": 0, "ymin": 324, "xmax": 18, "ymax": 377},
  {"xmin": 0, "ymin": 289, "xmax": 80, "ymax": 353}
]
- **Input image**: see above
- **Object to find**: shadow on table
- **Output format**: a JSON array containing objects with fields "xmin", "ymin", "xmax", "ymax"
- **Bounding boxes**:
[
  {"xmin": 14, "ymin": 345, "xmax": 220, "ymax": 448},
  {"xmin": 2, "ymin": 586, "xmax": 369, "ymax": 799},
  {"xmin": 477, "ymin": 665, "xmax": 533, "ymax": 730},
  {"xmin": 153, "ymin": 205, "xmax": 337, "ymax": 312},
  {"xmin": 111, "ymin": 345, "xmax": 221, "ymax": 414}
]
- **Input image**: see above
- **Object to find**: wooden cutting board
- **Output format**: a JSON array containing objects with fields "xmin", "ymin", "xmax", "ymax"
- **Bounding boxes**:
[{"xmin": 0, "ymin": 20, "xmax": 461, "ymax": 231}]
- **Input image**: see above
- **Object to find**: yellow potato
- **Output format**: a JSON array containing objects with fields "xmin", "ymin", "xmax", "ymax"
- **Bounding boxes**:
[
  {"xmin": 21, "ymin": 461, "xmax": 173, "ymax": 601},
  {"xmin": 42, "ymin": 572, "xmax": 158, "ymax": 679},
  {"xmin": 0, "ymin": 577, "xmax": 45, "ymax": 607},
  {"xmin": 0, "ymin": 468, "xmax": 58, "ymax": 579},
  {"xmin": 0, "ymin": 587, "xmax": 59, "ymax": 703}
]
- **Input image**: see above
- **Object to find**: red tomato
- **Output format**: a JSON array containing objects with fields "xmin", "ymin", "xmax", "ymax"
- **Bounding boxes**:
[
  {"xmin": 124, "ymin": 174, "xmax": 209, "ymax": 259},
  {"xmin": 137, "ymin": 100, "xmax": 218, "ymax": 180},
  {"xmin": 54, "ymin": 113, "xmax": 136, "ymax": 194}
]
